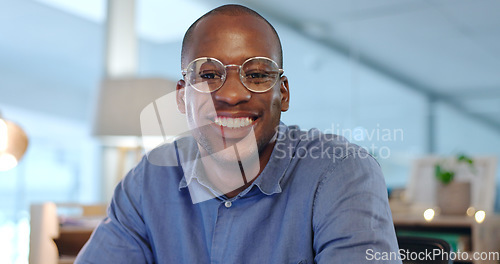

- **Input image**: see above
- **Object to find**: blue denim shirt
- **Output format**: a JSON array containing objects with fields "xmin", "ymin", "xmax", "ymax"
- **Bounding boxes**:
[{"xmin": 76, "ymin": 124, "xmax": 401, "ymax": 263}]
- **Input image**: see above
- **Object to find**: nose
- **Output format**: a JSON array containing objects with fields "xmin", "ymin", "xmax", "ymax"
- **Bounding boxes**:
[{"xmin": 213, "ymin": 68, "xmax": 251, "ymax": 105}]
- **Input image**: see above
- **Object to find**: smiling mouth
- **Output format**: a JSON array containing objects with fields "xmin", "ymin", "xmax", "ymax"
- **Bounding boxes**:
[{"xmin": 214, "ymin": 116, "xmax": 256, "ymax": 128}]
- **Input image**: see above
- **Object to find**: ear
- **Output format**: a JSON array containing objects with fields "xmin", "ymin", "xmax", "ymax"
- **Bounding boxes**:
[
  {"xmin": 279, "ymin": 76, "xmax": 290, "ymax": 112},
  {"xmin": 176, "ymin": 80, "xmax": 186, "ymax": 114}
]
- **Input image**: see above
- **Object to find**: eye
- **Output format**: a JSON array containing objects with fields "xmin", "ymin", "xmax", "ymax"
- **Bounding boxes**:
[
  {"xmin": 246, "ymin": 72, "xmax": 269, "ymax": 79},
  {"xmin": 200, "ymin": 73, "xmax": 216, "ymax": 79},
  {"xmin": 199, "ymin": 71, "xmax": 222, "ymax": 80}
]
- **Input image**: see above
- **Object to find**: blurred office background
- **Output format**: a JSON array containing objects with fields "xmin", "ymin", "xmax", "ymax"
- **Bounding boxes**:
[{"xmin": 1, "ymin": 0, "xmax": 500, "ymax": 262}]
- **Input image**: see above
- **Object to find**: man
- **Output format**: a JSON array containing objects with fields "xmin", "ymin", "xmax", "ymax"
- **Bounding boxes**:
[{"xmin": 76, "ymin": 4, "xmax": 401, "ymax": 263}]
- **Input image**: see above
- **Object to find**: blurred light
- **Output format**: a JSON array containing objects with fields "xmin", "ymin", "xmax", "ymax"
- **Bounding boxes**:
[
  {"xmin": 0, "ymin": 153, "xmax": 17, "ymax": 171},
  {"xmin": 475, "ymin": 210, "xmax": 486, "ymax": 223},
  {"xmin": 423, "ymin": 208, "xmax": 435, "ymax": 221},
  {"xmin": 0, "ymin": 119, "xmax": 7, "ymax": 151},
  {"xmin": 466, "ymin": 207, "xmax": 475, "ymax": 217}
]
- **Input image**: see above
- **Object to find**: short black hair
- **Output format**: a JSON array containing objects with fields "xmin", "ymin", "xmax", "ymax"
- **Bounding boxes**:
[{"xmin": 181, "ymin": 4, "xmax": 283, "ymax": 68}]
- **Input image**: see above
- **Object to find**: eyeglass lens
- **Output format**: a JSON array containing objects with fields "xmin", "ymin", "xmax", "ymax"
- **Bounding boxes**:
[{"xmin": 186, "ymin": 58, "xmax": 280, "ymax": 93}]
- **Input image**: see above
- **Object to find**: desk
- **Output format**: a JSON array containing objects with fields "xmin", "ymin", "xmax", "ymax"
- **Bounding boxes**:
[{"xmin": 29, "ymin": 203, "xmax": 106, "ymax": 264}]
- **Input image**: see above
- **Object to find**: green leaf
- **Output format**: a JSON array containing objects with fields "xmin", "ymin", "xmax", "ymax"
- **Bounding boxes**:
[
  {"xmin": 435, "ymin": 164, "xmax": 454, "ymax": 184},
  {"xmin": 457, "ymin": 154, "xmax": 473, "ymax": 165},
  {"xmin": 442, "ymin": 171, "xmax": 454, "ymax": 184},
  {"xmin": 435, "ymin": 165, "xmax": 442, "ymax": 178}
]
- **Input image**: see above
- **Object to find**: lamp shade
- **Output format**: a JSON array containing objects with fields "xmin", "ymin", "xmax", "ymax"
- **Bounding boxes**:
[
  {"xmin": 0, "ymin": 118, "xmax": 29, "ymax": 171},
  {"xmin": 93, "ymin": 78, "xmax": 177, "ymax": 145}
]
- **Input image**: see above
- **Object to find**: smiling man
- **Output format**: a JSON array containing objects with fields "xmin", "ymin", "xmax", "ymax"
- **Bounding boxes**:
[
  {"xmin": 175, "ymin": 6, "xmax": 289, "ymax": 199},
  {"xmin": 76, "ymin": 4, "xmax": 401, "ymax": 264}
]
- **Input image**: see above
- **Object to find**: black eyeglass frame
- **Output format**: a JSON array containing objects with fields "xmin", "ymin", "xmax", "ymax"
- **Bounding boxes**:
[{"xmin": 181, "ymin": 56, "xmax": 284, "ymax": 93}]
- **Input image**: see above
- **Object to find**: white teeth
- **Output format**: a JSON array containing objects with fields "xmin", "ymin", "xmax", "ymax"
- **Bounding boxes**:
[{"xmin": 214, "ymin": 116, "xmax": 254, "ymax": 128}]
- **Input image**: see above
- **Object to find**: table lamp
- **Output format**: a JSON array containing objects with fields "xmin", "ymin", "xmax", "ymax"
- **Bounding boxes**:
[{"xmin": 0, "ymin": 114, "xmax": 29, "ymax": 171}]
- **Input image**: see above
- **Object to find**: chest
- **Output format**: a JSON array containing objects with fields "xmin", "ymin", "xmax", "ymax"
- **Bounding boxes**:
[{"xmin": 144, "ymin": 190, "xmax": 315, "ymax": 264}]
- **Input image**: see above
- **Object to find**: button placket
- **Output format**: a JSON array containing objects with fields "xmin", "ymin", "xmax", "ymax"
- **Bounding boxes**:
[{"xmin": 210, "ymin": 200, "xmax": 235, "ymax": 263}]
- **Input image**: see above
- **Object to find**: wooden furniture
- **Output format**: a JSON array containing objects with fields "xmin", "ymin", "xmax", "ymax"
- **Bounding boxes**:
[
  {"xmin": 405, "ymin": 156, "xmax": 497, "ymax": 214},
  {"xmin": 393, "ymin": 213, "xmax": 500, "ymax": 264},
  {"xmin": 393, "ymin": 155, "xmax": 499, "ymax": 263},
  {"xmin": 29, "ymin": 203, "xmax": 106, "ymax": 264}
]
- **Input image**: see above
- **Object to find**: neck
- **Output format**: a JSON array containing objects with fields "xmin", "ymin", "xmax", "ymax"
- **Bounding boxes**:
[
  {"xmin": 200, "ymin": 140, "xmax": 276, "ymax": 199},
  {"xmin": 224, "ymin": 140, "xmax": 276, "ymax": 198}
]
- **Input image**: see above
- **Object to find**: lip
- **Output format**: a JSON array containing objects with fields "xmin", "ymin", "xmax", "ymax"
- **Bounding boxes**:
[
  {"xmin": 206, "ymin": 111, "xmax": 260, "ymax": 124},
  {"xmin": 210, "ymin": 111, "xmax": 260, "ymax": 119}
]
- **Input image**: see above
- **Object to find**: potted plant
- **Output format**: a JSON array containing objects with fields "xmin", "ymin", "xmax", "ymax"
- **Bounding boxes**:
[{"xmin": 435, "ymin": 154, "xmax": 475, "ymax": 215}]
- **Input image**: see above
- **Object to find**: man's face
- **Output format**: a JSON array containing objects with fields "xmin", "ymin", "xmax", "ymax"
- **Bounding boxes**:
[{"xmin": 177, "ymin": 14, "xmax": 289, "ymax": 164}]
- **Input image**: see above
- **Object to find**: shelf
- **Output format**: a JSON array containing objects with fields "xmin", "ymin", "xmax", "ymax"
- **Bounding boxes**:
[
  {"xmin": 393, "ymin": 213, "xmax": 475, "ymax": 227},
  {"xmin": 393, "ymin": 213, "xmax": 500, "ymax": 264}
]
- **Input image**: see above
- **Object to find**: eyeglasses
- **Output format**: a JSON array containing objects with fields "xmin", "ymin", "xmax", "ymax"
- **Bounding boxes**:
[{"xmin": 182, "ymin": 57, "xmax": 284, "ymax": 93}]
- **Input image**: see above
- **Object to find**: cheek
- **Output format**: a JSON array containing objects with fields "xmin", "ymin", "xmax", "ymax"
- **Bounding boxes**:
[
  {"xmin": 256, "ymin": 90, "xmax": 283, "ymax": 136},
  {"xmin": 265, "ymin": 88, "xmax": 284, "ymax": 113},
  {"xmin": 185, "ymin": 91, "xmax": 217, "ymax": 118}
]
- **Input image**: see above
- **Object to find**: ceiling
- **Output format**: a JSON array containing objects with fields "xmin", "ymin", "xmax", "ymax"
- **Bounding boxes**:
[
  {"xmin": 205, "ymin": 0, "xmax": 500, "ymax": 132},
  {"xmin": 2, "ymin": 0, "xmax": 500, "ymax": 133}
]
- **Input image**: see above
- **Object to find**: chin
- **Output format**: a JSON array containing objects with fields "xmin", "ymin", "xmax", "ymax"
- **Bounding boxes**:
[{"xmin": 204, "ymin": 127, "xmax": 259, "ymax": 162}]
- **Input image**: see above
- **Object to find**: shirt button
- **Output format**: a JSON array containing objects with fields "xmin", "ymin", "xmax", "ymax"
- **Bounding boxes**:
[{"xmin": 224, "ymin": 201, "xmax": 232, "ymax": 208}]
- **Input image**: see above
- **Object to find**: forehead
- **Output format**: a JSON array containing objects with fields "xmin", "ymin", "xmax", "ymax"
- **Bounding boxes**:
[{"xmin": 184, "ymin": 14, "xmax": 280, "ymax": 65}]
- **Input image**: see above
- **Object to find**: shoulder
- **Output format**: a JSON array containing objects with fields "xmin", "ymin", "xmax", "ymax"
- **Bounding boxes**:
[{"xmin": 274, "ymin": 125, "xmax": 383, "ymax": 198}]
